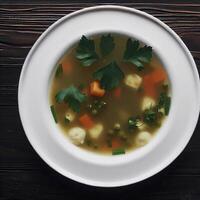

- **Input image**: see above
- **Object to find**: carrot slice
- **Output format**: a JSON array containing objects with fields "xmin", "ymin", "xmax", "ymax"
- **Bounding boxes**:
[
  {"xmin": 112, "ymin": 138, "xmax": 122, "ymax": 149},
  {"xmin": 90, "ymin": 81, "xmax": 105, "ymax": 97},
  {"xmin": 151, "ymin": 68, "xmax": 167, "ymax": 83},
  {"xmin": 143, "ymin": 75, "xmax": 156, "ymax": 98},
  {"xmin": 113, "ymin": 87, "xmax": 121, "ymax": 98},
  {"xmin": 62, "ymin": 59, "xmax": 73, "ymax": 74},
  {"xmin": 79, "ymin": 114, "xmax": 94, "ymax": 129}
]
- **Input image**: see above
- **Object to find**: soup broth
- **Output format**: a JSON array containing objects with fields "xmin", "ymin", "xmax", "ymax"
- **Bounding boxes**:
[{"xmin": 50, "ymin": 34, "xmax": 171, "ymax": 155}]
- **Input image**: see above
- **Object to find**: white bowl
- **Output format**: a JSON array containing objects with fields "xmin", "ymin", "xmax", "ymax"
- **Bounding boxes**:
[{"xmin": 18, "ymin": 5, "xmax": 200, "ymax": 187}]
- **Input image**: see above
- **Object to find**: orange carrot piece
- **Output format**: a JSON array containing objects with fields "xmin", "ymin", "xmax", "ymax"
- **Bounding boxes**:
[
  {"xmin": 62, "ymin": 59, "xmax": 73, "ymax": 74},
  {"xmin": 90, "ymin": 81, "xmax": 105, "ymax": 97},
  {"xmin": 151, "ymin": 68, "xmax": 167, "ymax": 83},
  {"xmin": 112, "ymin": 138, "xmax": 122, "ymax": 149},
  {"xmin": 79, "ymin": 114, "xmax": 94, "ymax": 129},
  {"xmin": 143, "ymin": 75, "xmax": 156, "ymax": 98},
  {"xmin": 113, "ymin": 87, "xmax": 121, "ymax": 98}
]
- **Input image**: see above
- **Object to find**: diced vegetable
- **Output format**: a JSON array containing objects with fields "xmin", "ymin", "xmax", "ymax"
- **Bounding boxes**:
[
  {"xmin": 90, "ymin": 81, "xmax": 105, "ymax": 97},
  {"xmin": 62, "ymin": 59, "xmax": 73, "ymax": 74},
  {"xmin": 151, "ymin": 68, "xmax": 167, "ymax": 83},
  {"xmin": 50, "ymin": 105, "xmax": 57, "ymax": 123},
  {"xmin": 68, "ymin": 127, "xmax": 86, "ymax": 145},
  {"xmin": 124, "ymin": 74, "xmax": 142, "ymax": 90},
  {"xmin": 141, "ymin": 96, "xmax": 156, "ymax": 111},
  {"xmin": 143, "ymin": 75, "xmax": 156, "ymax": 98},
  {"xmin": 113, "ymin": 87, "xmax": 121, "ymax": 98},
  {"xmin": 88, "ymin": 123, "xmax": 103, "ymax": 139},
  {"xmin": 65, "ymin": 110, "xmax": 76, "ymax": 122},
  {"xmin": 135, "ymin": 131, "xmax": 152, "ymax": 146},
  {"xmin": 113, "ymin": 123, "xmax": 121, "ymax": 131},
  {"xmin": 137, "ymin": 123, "xmax": 147, "ymax": 131},
  {"xmin": 143, "ymin": 69, "xmax": 167, "ymax": 97},
  {"xmin": 112, "ymin": 148, "xmax": 125, "ymax": 155},
  {"xmin": 79, "ymin": 114, "xmax": 94, "ymax": 129}
]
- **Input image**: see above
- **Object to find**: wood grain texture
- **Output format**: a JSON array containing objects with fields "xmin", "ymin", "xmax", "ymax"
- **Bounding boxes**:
[{"xmin": 0, "ymin": 1, "xmax": 200, "ymax": 199}]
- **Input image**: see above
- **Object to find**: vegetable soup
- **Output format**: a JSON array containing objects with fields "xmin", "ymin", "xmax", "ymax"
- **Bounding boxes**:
[{"xmin": 50, "ymin": 34, "xmax": 171, "ymax": 155}]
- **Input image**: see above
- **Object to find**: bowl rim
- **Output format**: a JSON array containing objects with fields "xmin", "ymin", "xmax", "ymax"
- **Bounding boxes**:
[{"xmin": 18, "ymin": 5, "xmax": 200, "ymax": 187}]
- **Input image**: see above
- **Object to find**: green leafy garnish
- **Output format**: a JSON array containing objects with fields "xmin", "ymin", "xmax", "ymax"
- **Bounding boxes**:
[
  {"xmin": 55, "ymin": 85, "xmax": 86, "ymax": 112},
  {"xmin": 76, "ymin": 35, "xmax": 98, "ymax": 66},
  {"xmin": 123, "ymin": 39, "xmax": 152, "ymax": 71},
  {"xmin": 112, "ymin": 148, "xmax": 125, "ymax": 155},
  {"xmin": 100, "ymin": 34, "xmax": 115, "ymax": 56},
  {"xmin": 50, "ymin": 105, "xmax": 57, "ymax": 123},
  {"xmin": 128, "ymin": 117, "xmax": 142, "ymax": 129},
  {"xmin": 143, "ymin": 108, "xmax": 157, "ymax": 124},
  {"xmin": 93, "ymin": 61, "xmax": 124, "ymax": 90},
  {"xmin": 158, "ymin": 92, "xmax": 171, "ymax": 115},
  {"xmin": 55, "ymin": 64, "xmax": 63, "ymax": 77}
]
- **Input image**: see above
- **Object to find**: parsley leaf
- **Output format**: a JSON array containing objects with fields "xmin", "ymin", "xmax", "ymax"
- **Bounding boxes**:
[
  {"xmin": 158, "ymin": 92, "xmax": 171, "ymax": 115},
  {"xmin": 100, "ymin": 34, "xmax": 115, "ymax": 56},
  {"xmin": 76, "ymin": 35, "xmax": 99, "ymax": 67},
  {"xmin": 143, "ymin": 108, "xmax": 157, "ymax": 124},
  {"xmin": 123, "ymin": 38, "xmax": 152, "ymax": 71},
  {"xmin": 55, "ymin": 85, "xmax": 86, "ymax": 112},
  {"xmin": 93, "ymin": 61, "xmax": 124, "ymax": 90}
]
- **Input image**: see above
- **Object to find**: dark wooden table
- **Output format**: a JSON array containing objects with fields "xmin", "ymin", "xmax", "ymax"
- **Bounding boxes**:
[{"xmin": 1, "ymin": 1, "xmax": 200, "ymax": 199}]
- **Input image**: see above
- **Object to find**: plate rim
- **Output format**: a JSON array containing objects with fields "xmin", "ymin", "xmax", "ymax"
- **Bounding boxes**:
[{"xmin": 18, "ymin": 5, "xmax": 200, "ymax": 187}]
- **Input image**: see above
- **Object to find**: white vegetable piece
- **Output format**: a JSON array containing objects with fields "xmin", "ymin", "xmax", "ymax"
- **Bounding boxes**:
[
  {"xmin": 65, "ymin": 110, "xmax": 76, "ymax": 122},
  {"xmin": 68, "ymin": 127, "xmax": 86, "ymax": 145},
  {"xmin": 88, "ymin": 123, "xmax": 103, "ymax": 139},
  {"xmin": 135, "ymin": 131, "xmax": 152, "ymax": 146},
  {"xmin": 124, "ymin": 74, "xmax": 142, "ymax": 90},
  {"xmin": 137, "ymin": 123, "xmax": 147, "ymax": 131},
  {"xmin": 141, "ymin": 96, "xmax": 156, "ymax": 111}
]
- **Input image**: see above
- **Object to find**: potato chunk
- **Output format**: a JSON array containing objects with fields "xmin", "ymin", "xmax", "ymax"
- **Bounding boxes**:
[
  {"xmin": 68, "ymin": 127, "xmax": 86, "ymax": 145},
  {"xmin": 141, "ymin": 96, "xmax": 156, "ymax": 111},
  {"xmin": 124, "ymin": 74, "xmax": 142, "ymax": 89},
  {"xmin": 88, "ymin": 123, "xmax": 103, "ymax": 139},
  {"xmin": 135, "ymin": 131, "xmax": 152, "ymax": 146},
  {"xmin": 65, "ymin": 110, "xmax": 76, "ymax": 122}
]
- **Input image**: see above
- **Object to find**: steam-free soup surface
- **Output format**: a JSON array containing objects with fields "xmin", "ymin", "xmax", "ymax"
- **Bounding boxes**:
[{"xmin": 50, "ymin": 34, "xmax": 171, "ymax": 155}]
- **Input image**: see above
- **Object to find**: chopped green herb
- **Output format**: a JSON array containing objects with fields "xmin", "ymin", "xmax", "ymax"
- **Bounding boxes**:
[
  {"xmin": 55, "ymin": 85, "xmax": 86, "ymax": 113},
  {"xmin": 128, "ymin": 117, "xmax": 142, "ymax": 129},
  {"xmin": 112, "ymin": 148, "xmax": 125, "ymax": 155},
  {"xmin": 76, "ymin": 35, "xmax": 99, "ymax": 66},
  {"xmin": 143, "ymin": 108, "xmax": 157, "ymax": 124},
  {"xmin": 50, "ymin": 105, "xmax": 57, "ymax": 123},
  {"xmin": 158, "ymin": 92, "xmax": 171, "ymax": 115},
  {"xmin": 123, "ymin": 39, "xmax": 152, "ymax": 71},
  {"xmin": 93, "ymin": 61, "xmax": 124, "ymax": 90},
  {"xmin": 100, "ymin": 34, "xmax": 115, "ymax": 56},
  {"xmin": 55, "ymin": 64, "xmax": 63, "ymax": 77}
]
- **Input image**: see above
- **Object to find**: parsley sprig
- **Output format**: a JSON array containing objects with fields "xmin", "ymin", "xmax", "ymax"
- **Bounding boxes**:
[
  {"xmin": 55, "ymin": 85, "xmax": 86, "ymax": 112},
  {"xmin": 93, "ymin": 61, "xmax": 124, "ymax": 90},
  {"xmin": 123, "ymin": 39, "xmax": 152, "ymax": 71},
  {"xmin": 76, "ymin": 36, "xmax": 99, "ymax": 67}
]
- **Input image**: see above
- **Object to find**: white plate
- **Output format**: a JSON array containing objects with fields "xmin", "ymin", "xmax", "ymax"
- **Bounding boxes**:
[{"xmin": 18, "ymin": 5, "xmax": 200, "ymax": 187}]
